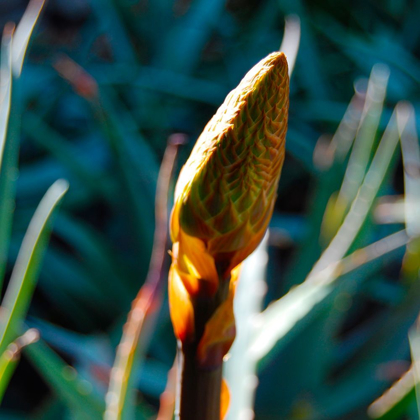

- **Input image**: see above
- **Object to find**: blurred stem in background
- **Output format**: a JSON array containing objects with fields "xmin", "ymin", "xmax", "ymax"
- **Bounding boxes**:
[{"xmin": 105, "ymin": 135, "xmax": 185, "ymax": 419}]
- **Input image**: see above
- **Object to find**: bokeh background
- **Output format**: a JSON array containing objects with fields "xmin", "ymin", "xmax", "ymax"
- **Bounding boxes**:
[{"xmin": 1, "ymin": 0, "xmax": 420, "ymax": 419}]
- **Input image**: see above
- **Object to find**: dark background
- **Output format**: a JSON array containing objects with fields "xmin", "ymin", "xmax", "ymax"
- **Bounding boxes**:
[{"xmin": 1, "ymin": 0, "xmax": 420, "ymax": 418}]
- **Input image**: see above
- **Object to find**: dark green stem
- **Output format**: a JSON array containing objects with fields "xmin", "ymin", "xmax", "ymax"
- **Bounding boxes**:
[
  {"xmin": 177, "ymin": 276, "xmax": 229, "ymax": 420},
  {"xmin": 178, "ymin": 345, "xmax": 222, "ymax": 420}
]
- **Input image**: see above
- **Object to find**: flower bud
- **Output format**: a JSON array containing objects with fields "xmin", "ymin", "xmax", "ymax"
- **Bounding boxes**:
[{"xmin": 169, "ymin": 52, "xmax": 289, "ymax": 344}]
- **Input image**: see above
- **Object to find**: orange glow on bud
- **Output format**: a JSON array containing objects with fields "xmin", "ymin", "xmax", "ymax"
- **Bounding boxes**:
[{"xmin": 168, "ymin": 52, "xmax": 289, "ymax": 348}]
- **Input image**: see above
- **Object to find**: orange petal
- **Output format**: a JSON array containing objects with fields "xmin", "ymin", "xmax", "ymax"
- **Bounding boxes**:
[
  {"xmin": 168, "ymin": 263, "xmax": 195, "ymax": 342},
  {"xmin": 220, "ymin": 379, "xmax": 230, "ymax": 420},
  {"xmin": 197, "ymin": 266, "xmax": 241, "ymax": 366},
  {"xmin": 177, "ymin": 229, "xmax": 219, "ymax": 296}
]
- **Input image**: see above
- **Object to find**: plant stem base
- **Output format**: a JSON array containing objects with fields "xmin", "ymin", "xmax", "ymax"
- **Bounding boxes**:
[{"xmin": 178, "ymin": 345, "xmax": 222, "ymax": 420}]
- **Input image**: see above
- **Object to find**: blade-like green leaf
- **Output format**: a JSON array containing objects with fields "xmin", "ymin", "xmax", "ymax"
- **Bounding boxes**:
[
  {"xmin": 320, "ymin": 65, "xmax": 389, "ymax": 244},
  {"xmin": 250, "ymin": 230, "xmax": 409, "ymax": 366},
  {"xmin": 22, "ymin": 111, "xmax": 114, "ymax": 205},
  {"xmin": 309, "ymin": 103, "xmax": 401, "ymax": 277},
  {"xmin": 92, "ymin": 88, "xmax": 158, "ymax": 258},
  {"xmin": 339, "ymin": 65, "xmax": 389, "ymax": 206},
  {"xmin": 0, "ymin": 26, "xmax": 12, "ymax": 171},
  {"xmin": 0, "ymin": 329, "xmax": 39, "ymax": 403},
  {"xmin": 24, "ymin": 337, "xmax": 104, "ymax": 420},
  {"xmin": 0, "ymin": 0, "xmax": 45, "ymax": 288},
  {"xmin": 397, "ymin": 102, "xmax": 420, "ymax": 237},
  {"xmin": 53, "ymin": 214, "xmax": 133, "ymax": 306},
  {"xmin": 410, "ymin": 323, "xmax": 420, "ymax": 420},
  {"xmin": 225, "ymin": 235, "xmax": 269, "ymax": 420},
  {"xmin": 284, "ymin": 86, "xmax": 365, "ymax": 288},
  {"xmin": 154, "ymin": 0, "xmax": 226, "ymax": 74},
  {"xmin": 89, "ymin": 0, "xmax": 137, "ymax": 64},
  {"xmin": 11, "ymin": 0, "xmax": 46, "ymax": 77},
  {"xmin": 280, "ymin": 15, "xmax": 301, "ymax": 77},
  {"xmin": 0, "ymin": 24, "xmax": 16, "ymax": 287},
  {"xmin": 312, "ymin": 288, "xmax": 420, "ymax": 420},
  {"xmin": 0, "ymin": 180, "xmax": 68, "ymax": 355},
  {"xmin": 367, "ymin": 364, "xmax": 416, "ymax": 420}
]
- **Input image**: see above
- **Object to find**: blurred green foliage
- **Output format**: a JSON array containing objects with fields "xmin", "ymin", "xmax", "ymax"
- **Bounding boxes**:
[{"xmin": 0, "ymin": 0, "xmax": 420, "ymax": 419}]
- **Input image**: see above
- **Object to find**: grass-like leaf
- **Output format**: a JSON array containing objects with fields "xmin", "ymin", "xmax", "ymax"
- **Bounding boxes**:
[
  {"xmin": 250, "ymin": 230, "xmax": 409, "ymax": 366},
  {"xmin": 280, "ymin": 15, "xmax": 301, "ymax": 77},
  {"xmin": 11, "ymin": 0, "xmax": 46, "ymax": 77},
  {"xmin": 154, "ymin": 0, "xmax": 226, "ymax": 74},
  {"xmin": 398, "ymin": 102, "xmax": 420, "ymax": 237},
  {"xmin": 0, "ymin": 25, "xmax": 12, "ymax": 170},
  {"xmin": 105, "ymin": 138, "xmax": 181, "ymax": 419},
  {"xmin": 0, "ymin": 328, "xmax": 39, "ymax": 403},
  {"xmin": 368, "ymin": 364, "xmax": 416, "ymax": 420},
  {"xmin": 224, "ymin": 235, "xmax": 269, "ymax": 420},
  {"xmin": 309, "ymin": 103, "xmax": 402, "ymax": 277},
  {"xmin": 0, "ymin": 24, "xmax": 15, "ymax": 287},
  {"xmin": 24, "ymin": 337, "xmax": 105, "ymax": 420},
  {"xmin": 0, "ymin": 0, "xmax": 45, "ymax": 290},
  {"xmin": 23, "ymin": 111, "xmax": 114, "ymax": 205},
  {"xmin": 339, "ymin": 65, "xmax": 389, "ymax": 205},
  {"xmin": 285, "ymin": 87, "xmax": 365, "ymax": 288},
  {"xmin": 320, "ymin": 65, "xmax": 389, "ymax": 243},
  {"xmin": 0, "ymin": 180, "xmax": 68, "ymax": 355}
]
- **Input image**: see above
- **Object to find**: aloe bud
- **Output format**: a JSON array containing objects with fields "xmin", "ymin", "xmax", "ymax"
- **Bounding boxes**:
[
  {"xmin": 169, "ymin": 52, "xmax": 289, "ymax": 344},
  {"xmin": 172, "ymin": 52, "xmax": 289, "ymax": 276}
]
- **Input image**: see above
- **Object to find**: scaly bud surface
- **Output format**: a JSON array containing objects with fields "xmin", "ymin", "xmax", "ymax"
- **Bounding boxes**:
[{"xmin": 169, "ymin": 52, "xmax": 289, "ymax": 352}]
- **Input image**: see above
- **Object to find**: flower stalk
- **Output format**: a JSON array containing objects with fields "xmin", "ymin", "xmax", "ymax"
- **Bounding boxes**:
[
  {"xmin": 169, "ymin": 52, "xmax": 289, "ymax": 419},
  {"xmin": 177, "ymin": 290, "xmax": 225, "ymax": 419}
]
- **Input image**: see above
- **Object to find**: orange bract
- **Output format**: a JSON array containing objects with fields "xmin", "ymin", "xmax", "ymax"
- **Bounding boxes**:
[{"xmin": 197, "ymin": 265, "xmax": 241, "ymax": 366}]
